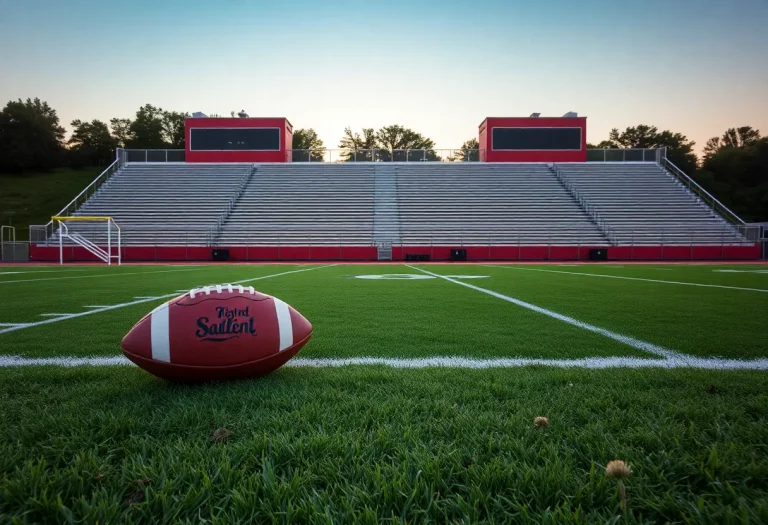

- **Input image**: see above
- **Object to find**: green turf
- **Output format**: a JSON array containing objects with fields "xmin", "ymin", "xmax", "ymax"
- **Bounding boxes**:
[
  {"xmin": 1, "ymin": 262, "xmax": 768, "ymax": 523},
  {"xmin": 418, "ymin": 264, "xmax": 768, "ymax": 359},
  {"xmin": 0, "ymin": 168, "xmax": 103, "ymax": 240},
  {"xmin": 1, "ymin": 366, "xmax": 767, "ymax": 523}
]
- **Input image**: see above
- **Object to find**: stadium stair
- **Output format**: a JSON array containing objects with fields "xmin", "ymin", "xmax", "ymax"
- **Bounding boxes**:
[{"xmin": 372, "ymin": 165, "xmax": 401, "ymax": 260}]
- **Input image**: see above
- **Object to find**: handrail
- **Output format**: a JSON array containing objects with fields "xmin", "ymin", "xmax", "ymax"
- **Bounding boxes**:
[
  {"xmin": 50, "ymin": 158, "xmax": 121, "ymax": 225},
  {"xmin": 662, "ymin": 158, "xmax": 744, "ymax": 225},
  {"xmin": 551, "ymin": 164, "xmax": 618, "ymax": 245}
]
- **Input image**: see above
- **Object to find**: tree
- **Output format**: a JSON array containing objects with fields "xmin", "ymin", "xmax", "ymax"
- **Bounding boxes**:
[
  {"xmin": 338, "ymin": 125, "xmax": 439, "ymax": 161},
  {"xmin": 338, "ymin": 127, "xmax": 378, "ymax": 161},
  {"xmin": 68, "ymin": 119, "xmax": 117, "ymax": 167},
  {"xmin": 703, "ymin": 126, "xmax": 761, "ymax": 160},
  {"xmin": 162, "ymin": 111, "xmax": 188, "ymax": 149},
  {"xmin": 451, "ymin": 138, "xmax": 479, "ymax": 161},
  {"xmin": 0, "ymin": 98, "xmax": 65, "ymax": 173},
  {"xmin": 587, "ymin": 140, "xmax": 615, "ymax": 149},
  {"xmin": 127, "ymin": 104, "xmax": 167, "ymax": 149},
  {"xmin": 109, "ymin": 118, "xmax": 133, "ymax": 148},
  {"xmin": 292, "ymin": 128, "xmax": 325, "ymax": 161},
  {"xmin": 605, "ymin": 125, "xmax": 697, "ymax": 173},
  {"xmin": 695, "ymin": 136, "xmax": 768, "ymax": 222}
]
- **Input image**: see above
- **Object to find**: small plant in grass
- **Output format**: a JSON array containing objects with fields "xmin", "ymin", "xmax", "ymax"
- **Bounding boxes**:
[
  {"xmin": 605, "ymin": 460, "xmax": 631, "ymax": 518},
  {"xmin": 211, "ymin": 427, "xmax": 233, "ymax": 442}
]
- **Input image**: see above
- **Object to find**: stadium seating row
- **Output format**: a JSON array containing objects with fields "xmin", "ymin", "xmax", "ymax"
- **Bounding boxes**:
[{"xmin": 53, "ymin": 161, "xmax": 744, "ymax": 247}]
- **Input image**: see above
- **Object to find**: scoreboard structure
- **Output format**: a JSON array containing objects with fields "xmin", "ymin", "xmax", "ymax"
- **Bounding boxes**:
[
  {"xmin": 184, "ymin": 117, "xmax": 292, "ymax": 163},
  {"xmin": 479, "ymin": 116, "xmax": 587, "ymax": 162}
]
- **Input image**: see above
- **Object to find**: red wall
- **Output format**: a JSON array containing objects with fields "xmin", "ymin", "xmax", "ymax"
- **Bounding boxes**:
[
  {"xmin": 478, "ymin": 121, "xmax": 488, "ymax": 162},
  {"xmin": 30, "ymin": 244, "xmax": 761, "ymax": 262},
  {"xmin": 479, "ymin": 117, "xmax": 587, "ymax": 162},
  {"xmin": 184, "ymin": 117, "xmax": 292, "ymax": 163}
]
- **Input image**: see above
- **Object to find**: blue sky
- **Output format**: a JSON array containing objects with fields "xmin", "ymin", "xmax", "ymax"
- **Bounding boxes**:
[{"xmin": 1, "ymin": 0, "xmax": 766, "ymax": 153}]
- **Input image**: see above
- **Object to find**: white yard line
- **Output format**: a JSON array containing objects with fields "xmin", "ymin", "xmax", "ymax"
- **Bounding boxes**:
[
  {"xmin": 1, "ymin": 354, "xmax": 767, "ymax": 371},
  {"xmin": 482, "ymin": 265, "xmax": 768, "ymax": 293},
  {"xmin": 408, "ymin": 265, "xmax": 683, "ymax": 359},
  {"xmin": 0, "ymin": 267, "xmax": 213, "ymax": 285},
  {"xmin": 0, "ymin": 269, "xmax": 90, "ymax": 276},
  {"xmin": 0, "ymin": 265, "xmax": 336, "ymax": 336}
]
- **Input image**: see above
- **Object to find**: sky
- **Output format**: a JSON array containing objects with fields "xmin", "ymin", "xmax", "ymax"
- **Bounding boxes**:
[{"xmin": 1, "ymin": 0, "xmax": 767, "ymax": 154}]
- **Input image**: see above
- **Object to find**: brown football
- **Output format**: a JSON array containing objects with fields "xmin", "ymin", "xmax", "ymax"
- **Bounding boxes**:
[{"xmin": 121, "ymin": 284, "xmax": 311, "ymax": 381}]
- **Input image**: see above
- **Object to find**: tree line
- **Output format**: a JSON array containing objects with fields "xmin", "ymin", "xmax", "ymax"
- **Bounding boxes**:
[
  {"xmin": 0, "ymin": 98, "xmax": 765, "ymax": 221},
  {"xmin": 0, "ymin": 99, "xmax": 188, "ymax": 171}
]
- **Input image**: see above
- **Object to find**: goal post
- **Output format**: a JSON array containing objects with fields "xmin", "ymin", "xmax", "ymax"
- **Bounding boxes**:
[{"xmin": 52, "ymin": 216, "xmax": 121, "ymax": 265}]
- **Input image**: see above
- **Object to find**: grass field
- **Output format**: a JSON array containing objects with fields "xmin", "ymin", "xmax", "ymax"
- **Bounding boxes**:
[
  {"xmin": 1, "ymin": 262, "xmax": 767, "ymax": 523},
  {"xmin": 0, "ymin": 167, "xmax": 102, "ymax": 240}
]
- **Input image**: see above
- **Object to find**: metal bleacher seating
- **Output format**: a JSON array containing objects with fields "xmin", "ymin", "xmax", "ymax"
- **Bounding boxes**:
[
  {"xmin": 62, "ymin": 164, "xmax": 251, "ymax": 245},
  {"xmin": 395, "ymin": 163, "xmax": 606, "ymax": 245},
  {"xmin": 50, "ymin": 159, "xmax": 745, "ymax": 251},
  {"xmin": 217, "ymin": 164, "xmax": 375, "ymax": 245},
  {"xmin": 554, "ymin": 163, "xmax": 745, "ymax": 245}
]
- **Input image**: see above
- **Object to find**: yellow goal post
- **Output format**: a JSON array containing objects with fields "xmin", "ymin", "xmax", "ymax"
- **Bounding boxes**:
[{"xmin": 52, "ymin": 216, "xmax": 121, "ymax": 265}]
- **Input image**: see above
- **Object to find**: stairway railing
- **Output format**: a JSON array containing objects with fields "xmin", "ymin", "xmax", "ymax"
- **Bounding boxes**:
[
  {"xmin": 210, "ymin": 166, "xmax": 257, "ymax": 245},
  {"xmin": 660, "ymin": 158, "xmax": 744, "ymax": 225},
  {"xmin": 550, "ymin": 164, "xmax": 618, "ymax": 245}
]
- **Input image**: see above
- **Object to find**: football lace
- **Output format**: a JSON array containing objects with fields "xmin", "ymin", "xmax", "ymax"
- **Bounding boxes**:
[{"xmin": 188, "ymin": 284, "xmax": 256, "ymax": 298}]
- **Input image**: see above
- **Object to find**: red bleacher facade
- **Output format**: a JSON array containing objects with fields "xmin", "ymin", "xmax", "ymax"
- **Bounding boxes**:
[
  {"xmin": 479, "ymin": 117, "xmax": 588, "ymax": 162},
  {"xmin": 30, "ymin": 244, "xmax": 761, "ymax": 263},
  {"xmin": 184, "ymin": 117, "xmax": 292, "ymax": 163}
]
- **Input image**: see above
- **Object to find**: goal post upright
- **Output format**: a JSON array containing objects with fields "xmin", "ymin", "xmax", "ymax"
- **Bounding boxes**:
[{"xmin": 51, "ymin": 216, "xmax": 121, "ymax": 266}]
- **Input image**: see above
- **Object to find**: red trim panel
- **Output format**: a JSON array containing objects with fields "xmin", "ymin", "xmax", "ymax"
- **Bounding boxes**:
[{"xmin": 29, "ymin": 244, "xmax": 761, "ymax": 262}]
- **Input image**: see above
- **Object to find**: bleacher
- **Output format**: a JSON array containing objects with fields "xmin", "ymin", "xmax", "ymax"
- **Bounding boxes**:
[
  {"xmin": 50, "ymin": 160, "xmax": 746, "ymax": 251},
  {"xmin": 555, "ymin": 164, "xmax": 744, "ymax": 245},
  {"xmin": 217, "ymin": 164, "xmax": 375, "ymax": 245},
  {"xmin": 60, "ymin": 164, "xmax": 251, "ymax": 245},
  {"xmin": 395, "ymin": 164, "xmax": 606, "ymax": 245}
]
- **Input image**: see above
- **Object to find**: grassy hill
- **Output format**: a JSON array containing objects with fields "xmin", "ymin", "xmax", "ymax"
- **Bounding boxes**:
[{"xmin": 0, "ymin": 167, "xmax": 103, "ymax": 240}]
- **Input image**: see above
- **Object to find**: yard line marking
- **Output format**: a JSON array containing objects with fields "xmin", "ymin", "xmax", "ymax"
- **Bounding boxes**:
[
  {"xmin": 39, "ymin": 313, "xmax": 75, "ymax": 317},
  {"xmin": 714, "ymin": 269, "xmax": 768, "ymax": 274},
  {"xmin": 0, "ymin": 269, "xmax": 90, "ymax": 276},
  {"xmin": 1, "ymin": 355, "xmax": 768, "ymax": 371},
  {"xmin": 408, "ymin": 265, "xmax": 683, "ymax": 359},
  {"xmin": 482, "ymin": 265, "xmax": 768, "ymax": 293},
  {"xmin": 0, "ymin": 265, "xmax": 336, "ymax": 336},
  {"xmin": 0, "ymin": 267, "xmax": 212, "ymax": 285},
  {"xmin": 237, "ymin": 264, "xmax": 337, "ymax": 284},
  {"xmin": 0, "ymin": 323, "xmax": 26, "ymax": 327},
  {"xmin": 84, "ymin": 305, "xmax": 111, "ymax": 309}
]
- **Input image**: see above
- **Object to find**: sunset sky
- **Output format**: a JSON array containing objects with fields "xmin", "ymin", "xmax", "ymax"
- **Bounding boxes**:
[{"xmin": 1, "ymin": 0, "xmax": 766, "ymax": 153}]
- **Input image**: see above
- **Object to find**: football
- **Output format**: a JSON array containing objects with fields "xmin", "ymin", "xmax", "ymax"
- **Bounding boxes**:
[{"xmin": 121, "ymin": 284, "xmax": 312, "ymax": 381}]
